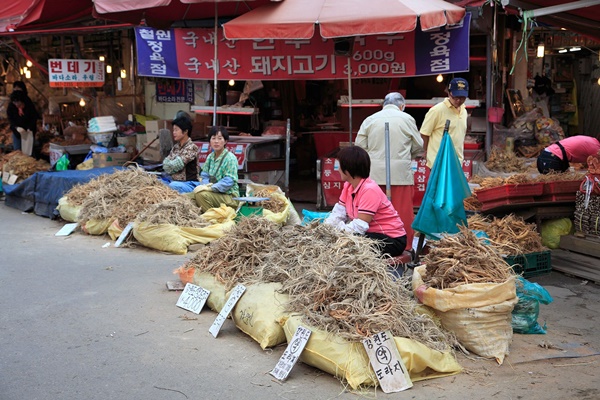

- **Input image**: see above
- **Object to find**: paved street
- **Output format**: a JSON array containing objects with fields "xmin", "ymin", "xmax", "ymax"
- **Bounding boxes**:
[{"xmin": 1, "ymin": 202, "xmax": 599, "ymax": 400}]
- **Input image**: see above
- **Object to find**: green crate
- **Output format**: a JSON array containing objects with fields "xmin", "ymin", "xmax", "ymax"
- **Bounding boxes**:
[{"xmin": 504, "ymin": 250, "xmax": 552, "ymax": 278}]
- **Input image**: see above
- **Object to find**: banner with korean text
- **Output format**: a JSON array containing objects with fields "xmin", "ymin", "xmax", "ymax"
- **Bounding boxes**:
[
  {"xmin": 48, "ymin": 59, "xmax": 105, "ymax": 87},
  {"xmin": 135, "ymin": 13, "xmax": 470, "ymax": 81}
]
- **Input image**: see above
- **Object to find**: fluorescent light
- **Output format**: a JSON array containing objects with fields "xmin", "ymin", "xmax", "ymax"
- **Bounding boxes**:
[
  {"xmin": 569, "ymin": 47, "xmax": 581, "ymax": 52},
  {"xmin": 537, "ymin": 44, "xmax": 545, "ymax": 58},
  {"xmin": 558, "ymin": 49, "xmax": 568, "ymax": 53}
]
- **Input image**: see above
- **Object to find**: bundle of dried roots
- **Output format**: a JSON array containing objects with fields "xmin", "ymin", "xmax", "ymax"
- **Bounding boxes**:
[{"xmin": 467, "ymin": 214, "xmax": 545, "ymax": 255}]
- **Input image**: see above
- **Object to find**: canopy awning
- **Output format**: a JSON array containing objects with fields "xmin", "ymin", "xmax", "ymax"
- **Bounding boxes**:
[
  {"xmin": 93, "ymin": 0, "xmax": 284, "ymax": 29},
  {"xmin": 223, "ymin": 0, "xmax": 466, "ymax": 40}
]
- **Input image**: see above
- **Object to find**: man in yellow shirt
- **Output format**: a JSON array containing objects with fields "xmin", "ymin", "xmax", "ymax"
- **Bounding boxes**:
[{"xmin": 420, "ymin": 78, "xmax": 469, "ymax": 169}]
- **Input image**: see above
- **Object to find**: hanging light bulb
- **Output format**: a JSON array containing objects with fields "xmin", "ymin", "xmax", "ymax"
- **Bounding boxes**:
[
  {"xmin": 228, "ymin": 79, "xmax": 235, "ymax": 86},
  {"xmin": 26, "ymin": 60, "xmax": 33, "ymax": 67},
  {"xmin": 79, "ymin": 98, "xmax": 86, "ymax": 107},
  {"xmin": 106, "ymin": 65, "xmax": 112, "ymax": 74},
  {"xmin": 537, "ymin": 44, "xmax": 545, "ymax": 58},
  {"xmin": 436, "ymin": 74, "xmax": 443, "ymax": 83},
  {"xmin": 23, "ymin": 66, "xmax": 28, "ymax": 73},
  {"xmin": 597, "ymin": 77, "xmax": 600, "ymax": 86},
  {"xmin": 120, "ymin": 68, "xmax": 127, "ymax": 79},
  {"xmin": 25, "ymin": 70, "xmax": 31, "ymax": 79},
  {"xmin": 99, "ymin": 55, "xmax": 105, "ymax": 62}
]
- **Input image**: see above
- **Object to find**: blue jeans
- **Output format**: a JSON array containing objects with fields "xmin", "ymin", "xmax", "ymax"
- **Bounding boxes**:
[
  {"xmin": 11, "ymin": 130, "xmax": 22, "ymax": 151},
  {"xmin": 160, "ymin": 175, "xmax": 200, "ymax": 193}
]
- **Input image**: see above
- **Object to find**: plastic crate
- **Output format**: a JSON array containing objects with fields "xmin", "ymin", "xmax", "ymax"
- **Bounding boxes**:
[
  {"xmin": 504, "ymin": 250, "xmax": 552, "ymax": 278},
  {"xmin": 535, "ymin": 193, "xmax": 577, "ymax": 202},
  {"xmin": 542, "ymin": 180, "xmax": 582, "ymax": 195},
  {"xmin": 475, "ymin": 183, "xmax": 544, "ymax": 203},
  {"xmin": 464, "ymin": 142, "xmax": 483, "ymax": 150},
  {"xmin": 480, "ymin": 196, "xmax": 535, "ymax": 211}
]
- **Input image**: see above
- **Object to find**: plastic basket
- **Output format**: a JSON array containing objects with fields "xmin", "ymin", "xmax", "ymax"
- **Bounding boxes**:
[
  {"xmin": 475, "ymin": 183, "xmax": 544, "ymax": 203},
  {"xmin": 488, "ymin": 107, "xmax": 505, "ymax": 123},
  {"xmin": 535, "ymin": 193, "xmax": 577, "ymax": 202},
  {"xmin": 480, "ymin": 197, "xmax": 535, "ymax": 211},
  {"xmin": 504, "ymin": 250, "xmax": 552, "ymax": 278},
  {"xmin": 542, "ymin": 180, "xmax": 582, "ymax": 195}
]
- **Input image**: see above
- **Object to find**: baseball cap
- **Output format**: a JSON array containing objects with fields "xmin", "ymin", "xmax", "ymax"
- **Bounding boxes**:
[{"xmin": 449, "ymin": 78, "xmax": 469, "ymax": 97}]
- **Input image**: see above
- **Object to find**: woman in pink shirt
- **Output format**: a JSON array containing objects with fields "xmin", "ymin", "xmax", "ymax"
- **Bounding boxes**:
[
  {"xmin": 324, "ymin": 146, "xmax": 407, "ymax": 257},
  {"xmin": 537, "ymin": 134, "xmax": 600, "ymax": 173}
]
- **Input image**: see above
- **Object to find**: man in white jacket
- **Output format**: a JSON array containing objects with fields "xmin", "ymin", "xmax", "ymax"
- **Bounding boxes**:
[{"xmin": 355, "ymin": 92, "xmax": 423, "ymax": 253}]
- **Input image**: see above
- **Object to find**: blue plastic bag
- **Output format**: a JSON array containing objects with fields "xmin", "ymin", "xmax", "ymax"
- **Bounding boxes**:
[
  {"xmin": 512, "ymin": 277, "xmax": 554, "ymax": 334},
  {"xmin": 301, "ymin": 209, "xmax": 330, "ymax": 226}
]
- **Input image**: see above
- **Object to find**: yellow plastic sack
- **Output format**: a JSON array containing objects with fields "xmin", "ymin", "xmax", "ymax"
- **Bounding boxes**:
[
  {"xmin": 246, "ymin": 183, "xmax": 301, "ymax": 225},
  {"xmin": 541, "ymin": 218, "xmax": 573, "ymax": 249},
  {"xmin": 82, "ymin": 218, "xmax": 114, "ymax": 235},
  {"xmin": 76, "ymin": 158, "xmax": 94, "ymax": 170},
  {"xmin": 412, "ymin": 265, "xmax": 516, "ymax": 312},
  {"xmin": 56, "ymin": 196, "xmax": 81, "ymax": 222},
  {"xmin": 412, "ymin": 266, "xmax": 517, "ymax": 364},
  {"xmin": 230, "ymin": 282, "xmax": 289, "ymax": 349},
  {"xmin": 283, "ymin": 315, "xmax": 461, "ymax": 389},
  {"xmin": 193, "ymin": 271, "xmax": 227, "ymax": 312},
  {"xmin": 132, "ymin": 205, "xmax": 236, "ymax": 254}
]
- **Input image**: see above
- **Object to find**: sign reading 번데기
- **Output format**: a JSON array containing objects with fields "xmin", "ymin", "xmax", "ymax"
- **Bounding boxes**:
[
  {"xmin": 156, "ymin": 79, "xmax": 195, "ymax": 103},
  {"xmin": 135, "ymin": 13, "xmax": 470, "ymax": 81},
  {"xmin": 48, "ymin": 59, "xmax": 105, "ymax": 87}
]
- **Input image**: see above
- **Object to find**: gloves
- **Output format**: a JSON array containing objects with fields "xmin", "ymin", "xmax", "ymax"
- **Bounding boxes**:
[
  {"xmin": 341, "ymin": 218, "xmax": 369, "ymax": 235},
  {"xmin": 193, "ymin": 183, "xmax": 213, "ymax": 193},
  {"xmin": 324, "ymin": 203, "xmax": 347, "ymax": 227}
]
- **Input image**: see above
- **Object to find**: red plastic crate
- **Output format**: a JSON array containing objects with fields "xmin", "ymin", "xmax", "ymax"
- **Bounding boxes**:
[
  {"xmin": 542, "ymin": 180, "xmax": 582, "ymax": 195},
  {"xmin": 475, "ymin": 183, "xmax": 544, "ymax": 203},
  {"xmin": 480, "ymin": 197, "xmax": 536, "ymax": 211},
  {"xmin": 464, "ymin": 142, "xmax": 483, "ymax": 150},
  {"xmin": 536, "ymin": 193, "xmax": 577, "ymax": 202}
]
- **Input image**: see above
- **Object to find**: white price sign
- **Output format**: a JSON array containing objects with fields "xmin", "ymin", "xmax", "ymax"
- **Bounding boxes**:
[
  {"xmin": 362, "ymin": 331, "xmax": 412, "ymax": 393},
  {"xmin": 208, "ymin": 284, "xmax": 245, "ymax": 338},
  {"xmin": 176, "ymin": 283, "xmax": 210, "ymax": 314},
  {"xmin": 114, "ymin": 222, "xmax": 134, "ymax": 247},
  {"xmin": 270, "ymin": 325, "xmax": 311, "ymax": 381}
]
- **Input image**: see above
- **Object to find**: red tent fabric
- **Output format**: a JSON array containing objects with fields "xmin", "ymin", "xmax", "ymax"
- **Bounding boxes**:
[
  {"xmin": 0, "ymin": 0, "xmax": 94, "ymax": 32},
  {"xmin": 223, "ymin": 0, "xmax": 466, "ymax": 40},
  {"xmin": 93, "ymin": 0, "xmax": 284, "ymax": 28}
]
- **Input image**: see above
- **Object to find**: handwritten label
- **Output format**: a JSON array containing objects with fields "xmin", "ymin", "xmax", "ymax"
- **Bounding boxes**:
[
  {"xmin": 114, "ymin": 222, "xmax": 134, "ymax": 248},
  {"xmin": 362, "ymin": 331, "xmax": 412, "ymax": 393},
  {"xmin": 208, "ymin": 284, "xmax": 246, "ymax": 338},
  {"xmin": 176, "ymin": 283, "xmax": 210, "ymax": 314},
  {"xmin": 270, "ymin": 325, "xmax": 311, "ymax": 381}
]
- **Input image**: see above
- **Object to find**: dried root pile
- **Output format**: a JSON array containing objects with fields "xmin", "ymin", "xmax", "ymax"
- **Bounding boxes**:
[
  {"xmin": 254, "ymin": 188, "xmax": 287, "ymax": 213},
  {"xmin": 112, "ymin": 185, "xmax": 181, "ymax": 226},
  {"xmin": 186, "ymin": 219, "xmax": 455, "ymax": 350},
  {"xmin": 485, "ymin": 148, "xmax": 526, "ymax": 172},
  {"xmin": 136, "ymin": 196, "xmax": 208, "ymax": 227},
  {"xmin": 467, "ymin": 214, "xmax": 545, "ymax": 255},
  {"xmin": 77, "ymin": 168, "xmax": 163, "ymax": 222},
  {"xmin": 1, "ymin": 151, "xmax": 50, "ymax": 182},
  {"xmin": 422, "ymin": 226, "xmax": 514, "ymax": 289},
  {"xmin": 463, "ymin": 195, "xmax": 482, "ymax": 211},
  {"xmin": 533, "ymin": 170, "xmax": 585, "ymax": 182}
]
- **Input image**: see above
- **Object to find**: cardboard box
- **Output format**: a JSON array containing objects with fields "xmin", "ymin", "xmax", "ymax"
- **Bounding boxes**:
[
  {"xmin": 141, "ymin": 147, "xmax": 163, "ymax": 163},
  {"xmin": 93, "ymin": 153, "xmax": 131, "ymax": 168},
  {"xmin": 117, "ymin": 135, "xmax": 137, "ymax": 154},
  {"xmin": 145, "ymin": 120, "xmax": 172, "ymax": 150}
]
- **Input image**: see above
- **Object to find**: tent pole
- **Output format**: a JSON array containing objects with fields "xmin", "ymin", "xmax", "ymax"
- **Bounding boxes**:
[
  {"xmin": 213, "ymin": 2, "xmax": 218, "ymax": 126},
  {"xmin": 347, "ymin": 57, "xmax": 352, "ymax": 144}
]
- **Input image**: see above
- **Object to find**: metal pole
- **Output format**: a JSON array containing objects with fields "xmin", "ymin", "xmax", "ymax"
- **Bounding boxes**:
[
  {"xmin": 502, "ymin": 0, "xmax": 600, "ymax": 17},
  {"xmin": 212, "ymin": 2, "xmax": 218, "ymax": 126},
  {"xmin": 384, "ymin": 122, "xmax": 391, "ymax": 201},
  {"xmin": 347, "ymin": 57, "xmax": 353, "ymax": 144},
  {"xmin": 285, "ymin": 118, "xmax": 291, "ymax": 196},
  {"xmin": 130, "ymin": 39, "xmax": 136, "ymax": 115}
]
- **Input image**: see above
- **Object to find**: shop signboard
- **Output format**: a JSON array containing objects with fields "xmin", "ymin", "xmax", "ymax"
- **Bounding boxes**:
[
  {"xmin": 156, "ymin": 79, "xmax": 194, "ymax": 103},
  {"xmin": 135, "ymin": 13, "xmax": 470, "ymax": 81},
  {"xmin": 48, "ymin": 59, "xmax": 105, "ymax": 87}
]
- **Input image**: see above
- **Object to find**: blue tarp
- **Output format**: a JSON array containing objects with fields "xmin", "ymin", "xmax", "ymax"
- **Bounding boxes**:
[
  {"xmin": 412, "ymin": 132, "xmax": 471, "ymax": 238},
  {"xmin": 4, "ymin": 167, "xmax": 122, "ymax": 218}
]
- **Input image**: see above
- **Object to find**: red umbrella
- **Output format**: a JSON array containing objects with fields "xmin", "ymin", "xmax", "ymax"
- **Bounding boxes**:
[{"xmin": 222, "ymin": 0, "xmax": 465, "ymax": 40}]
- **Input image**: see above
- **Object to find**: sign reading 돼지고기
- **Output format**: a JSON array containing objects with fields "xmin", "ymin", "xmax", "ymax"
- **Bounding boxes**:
[{"xmin": 48, "ymin": 59, "xmax": 105, "ymax": 88}]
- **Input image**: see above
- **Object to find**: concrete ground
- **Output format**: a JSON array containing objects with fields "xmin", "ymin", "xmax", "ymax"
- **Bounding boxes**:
[{"xmin": 1, "ymin": 198, "xmax": 599, "ymax": 400}]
